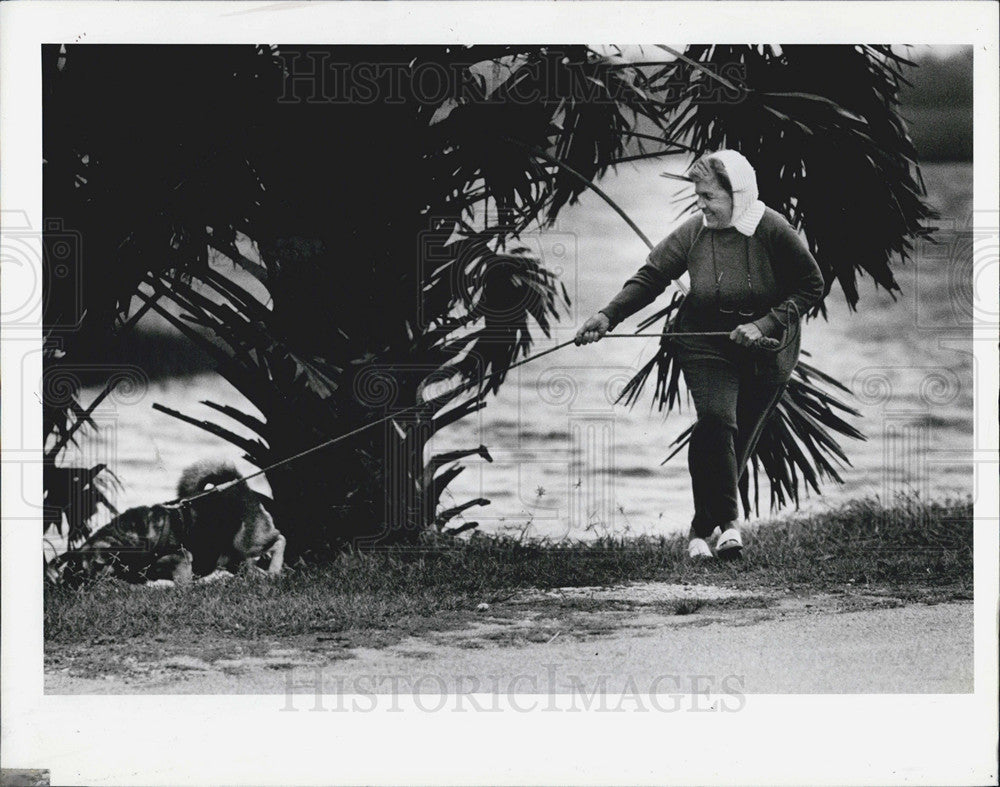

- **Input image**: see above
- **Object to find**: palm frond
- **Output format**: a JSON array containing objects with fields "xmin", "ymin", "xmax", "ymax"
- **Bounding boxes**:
[
  {"xmin": 43, "ymin": 462, "xmax": 118, "ymax": 546},
  {"xmin": 152, "ymin": 403, "xmax": 270, "ymax": 460},
  {"xmin": 43, "ymin": 43, "xmax": 940, "ymax": 550}
]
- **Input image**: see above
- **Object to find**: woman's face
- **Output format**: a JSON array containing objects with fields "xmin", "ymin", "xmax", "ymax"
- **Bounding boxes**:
[{"xmin": 694, "ymin": 176, "xmax": 734, "ymax": 228}]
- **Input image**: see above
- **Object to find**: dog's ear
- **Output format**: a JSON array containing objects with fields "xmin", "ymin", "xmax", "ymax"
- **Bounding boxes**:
[{"xmin": 176, "ymin": 460, "xmax": 240, "ymax": 498}]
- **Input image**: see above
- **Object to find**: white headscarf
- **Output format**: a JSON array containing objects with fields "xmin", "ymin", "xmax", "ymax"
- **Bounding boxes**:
[{"xmin": 704, "ymin": 149, "xmax": 766, "ymax": 236}]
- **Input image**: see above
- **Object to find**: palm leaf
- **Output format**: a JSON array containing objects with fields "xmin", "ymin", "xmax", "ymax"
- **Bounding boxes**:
[
  {"xmin": 43, "ymin": 44, "xmax": 939, "ymax": 550},
  {"xmin": 152, "ymin": 403, "xmax": 270, "ymax": 460}
]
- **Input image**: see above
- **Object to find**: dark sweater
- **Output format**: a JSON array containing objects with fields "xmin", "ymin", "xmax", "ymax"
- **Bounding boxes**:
[{"xmin": 599, "ymin": 208, "xmax": 825, "ymax": 338}]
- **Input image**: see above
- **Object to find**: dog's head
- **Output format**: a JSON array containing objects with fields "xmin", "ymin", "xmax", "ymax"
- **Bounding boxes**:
[
  {"xmin": 175, "ymin": 460, "xmax": 282, "ymax": 574},
  {"xmin": 176, "ymin": 460, "xmax": 242, "ymax": 499}
]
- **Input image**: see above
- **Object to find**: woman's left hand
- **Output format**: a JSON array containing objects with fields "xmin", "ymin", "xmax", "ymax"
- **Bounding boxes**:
[{"xmin": 730, "ymin": 322, "xmax": 764, "ymax": 347}]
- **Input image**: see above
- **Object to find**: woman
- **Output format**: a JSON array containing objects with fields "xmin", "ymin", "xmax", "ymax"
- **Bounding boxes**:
[{"xmin": 575, "ymin": 150, "xmax": 824, "ymax": 559}]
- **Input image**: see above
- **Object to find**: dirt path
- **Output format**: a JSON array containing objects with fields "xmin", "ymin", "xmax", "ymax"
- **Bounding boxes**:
[{"xmin": 45, "ymin": 583, "xmax": 973, "ymax": 695}]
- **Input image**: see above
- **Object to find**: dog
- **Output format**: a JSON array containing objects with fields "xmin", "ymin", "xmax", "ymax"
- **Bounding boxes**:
[{"xmin": 47, "ymin": 461, "xmax": 286, "ymax": 587}]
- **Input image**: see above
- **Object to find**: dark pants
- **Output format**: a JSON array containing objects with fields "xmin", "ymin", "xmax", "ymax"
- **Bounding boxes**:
[{"xmin": 677, "ymin": 338, "xmax": 786, "ymax": 539}]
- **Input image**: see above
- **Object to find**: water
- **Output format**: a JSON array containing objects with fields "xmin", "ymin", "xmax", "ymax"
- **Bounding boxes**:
[{"xmin": 61, "ymin": 161, "xmax": 975, "ymax": 543}]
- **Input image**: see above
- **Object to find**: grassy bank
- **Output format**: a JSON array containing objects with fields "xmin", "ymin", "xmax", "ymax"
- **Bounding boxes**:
[{"xmin": 45, "ymin": 494, "xmax": 973, "ymax": 648}]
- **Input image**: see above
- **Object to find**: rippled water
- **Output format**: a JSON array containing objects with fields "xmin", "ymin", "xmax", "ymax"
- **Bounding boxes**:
[{"xmin": 62, "ymin": 162, "xmax": 975, "ymax": 542}]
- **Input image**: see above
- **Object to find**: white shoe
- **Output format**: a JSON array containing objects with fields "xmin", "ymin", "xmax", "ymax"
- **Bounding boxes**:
[
  {"xmin": 716, "ymin": 527, "xmax": 743, "ymax": 560},
  {"xmin": 688, "ymin": 537, "xmax": 713, "ymax": 559}
]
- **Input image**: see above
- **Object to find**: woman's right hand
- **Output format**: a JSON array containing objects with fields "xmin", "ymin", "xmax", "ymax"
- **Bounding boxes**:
[{"xmin": 575, "ymin": 313, "xmax": 611, "ymax": 345}]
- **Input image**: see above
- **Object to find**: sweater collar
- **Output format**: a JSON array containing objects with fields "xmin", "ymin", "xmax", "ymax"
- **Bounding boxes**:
[
  {"xmin": 730, "ymin": 200, "xmax": 766, "ymax": 235},
  {"xmin": 701, "ymin": 202, "xmax": 765, "ymax": 236}
]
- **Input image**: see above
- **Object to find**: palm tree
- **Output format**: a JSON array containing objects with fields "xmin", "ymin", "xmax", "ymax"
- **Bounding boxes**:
[{"xmin": 42, "ymin": 44, "xmax": 932, "ymax": 558}]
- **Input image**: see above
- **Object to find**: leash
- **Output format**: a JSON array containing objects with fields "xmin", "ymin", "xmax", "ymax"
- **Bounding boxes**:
[
  {"xmin": 167, "ymin": 327, "xmax": 788, "ymax": 505},
  {"xmin": 602, "ymin": 331, "xmax": 779, "ymax": 346}
]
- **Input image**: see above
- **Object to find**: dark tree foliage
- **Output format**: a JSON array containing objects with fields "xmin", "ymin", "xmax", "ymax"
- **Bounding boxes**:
[{"xmin": 43, "ymin": 45, "xmax": 932, "ymax": 556}]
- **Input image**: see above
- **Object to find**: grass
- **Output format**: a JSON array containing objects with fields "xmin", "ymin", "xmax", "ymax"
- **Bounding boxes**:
[{"xmin": 45, "ymin": 494, "xmax": 973, "ymax": 648}]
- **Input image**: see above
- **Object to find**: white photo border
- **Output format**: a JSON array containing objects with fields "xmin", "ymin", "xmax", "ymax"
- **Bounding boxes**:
[{"xmin": 1, "ymin": 2, "xmax": 997, "ymax": 785}]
